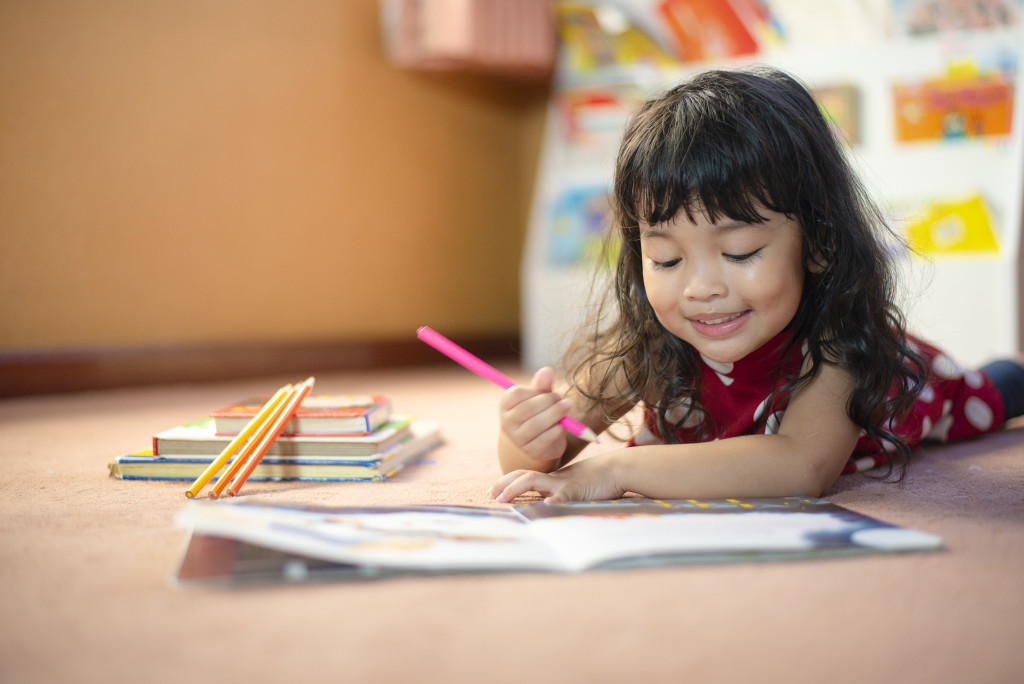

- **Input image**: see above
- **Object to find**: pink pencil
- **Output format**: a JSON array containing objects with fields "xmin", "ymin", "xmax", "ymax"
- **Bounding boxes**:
[{"xmin": 416, "ymin": 326, "xmax": 598, "ymax": 443}]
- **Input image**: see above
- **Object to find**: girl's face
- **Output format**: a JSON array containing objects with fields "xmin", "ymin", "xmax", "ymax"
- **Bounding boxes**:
[{"xmin": 639, "ymin": 206, "xmax": 805, "ymax": 364}]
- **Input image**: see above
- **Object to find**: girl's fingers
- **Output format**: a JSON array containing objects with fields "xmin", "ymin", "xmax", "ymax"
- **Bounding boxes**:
[
  {"xmin": 530, "ymin": 366, "xmax": 554, "ymax": 393},
  {"xmin": 488, "ymin": 455, "xmax": 623, "ymax": 503},
  {"xmin": 488, "ymin": 470, "xmax": 557, "ymax": 503},
  {"xmin": 500, "ymin": 393, "xmax": 569, "ymax": 456}
]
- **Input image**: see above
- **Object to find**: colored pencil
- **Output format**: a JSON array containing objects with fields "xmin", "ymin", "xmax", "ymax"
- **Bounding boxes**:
[
  {"xmin": 209, "ymin": 384, "xmax": 296, "ymax": 498},
  {"xmin": 184, "ymin": 384, "xmax": 290, "ymax": 498},
  {"xmin": 225, "ymin": 377, "xmax": 316, "ymax": 496},
  {"xmin": 416, "ymin": 326, "xmax": 598, "ymax": 442}
]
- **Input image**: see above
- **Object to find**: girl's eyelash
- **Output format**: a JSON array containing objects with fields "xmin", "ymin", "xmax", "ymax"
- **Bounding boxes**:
[
  {"xmin": 724, "ymin": 249, "xmax": 762, "ymax": 263},
  {"xmin": 650, "ymin": 250, "xmax": 761, "ymax": 268}
]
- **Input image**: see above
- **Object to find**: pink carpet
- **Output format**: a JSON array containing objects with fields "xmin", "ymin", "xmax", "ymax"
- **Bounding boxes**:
[{"xmin": 1, "ymin": 364, "xmax": 1022, "ymax": 683}]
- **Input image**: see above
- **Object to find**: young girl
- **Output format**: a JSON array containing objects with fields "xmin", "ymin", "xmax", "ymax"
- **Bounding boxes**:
[{"xmin": 490, "ymin": 67, "xmax": 1024, "ymax": 504}]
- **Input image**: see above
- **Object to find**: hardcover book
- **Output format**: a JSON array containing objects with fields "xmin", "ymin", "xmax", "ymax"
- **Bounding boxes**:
[
  {"xmin": 210, "ymin": 394, "xmax": 392, "ymax": 436},
  {"xmin": 153, "ymin": 416, "xmax": 414, "ymax": 458}
]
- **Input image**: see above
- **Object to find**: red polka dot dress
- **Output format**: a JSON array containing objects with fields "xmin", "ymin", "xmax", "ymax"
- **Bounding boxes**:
[{"xmin": 630, "ymin": 331, "xmax": 1006, "ymax": 474}]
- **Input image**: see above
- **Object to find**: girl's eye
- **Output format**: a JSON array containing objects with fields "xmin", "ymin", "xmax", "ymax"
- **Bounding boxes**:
[
  {"xmin": 724, "ymin": 249, "xmax": 762, "ymax": 263},
  {"xmin": 651, "ymin": 258, "xmax": 681, "ymax": 270}
]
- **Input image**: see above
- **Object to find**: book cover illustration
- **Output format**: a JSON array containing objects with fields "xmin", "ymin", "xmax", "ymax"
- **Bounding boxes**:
[
  {"xmin": 554, "ymin": 2, "xmax": 676, "ymax": 73},
  {"xmin": 174, "ymin": 497, "xmax": 943, "ymax": 585},
  {"xmin": 210, "ymin": 394, "xmax": 392, "ymax": 436},
  {"xmin": 813, "ymin": 84, "xmax": 861, "ymax": 145},
  {"xmin": 893, "ymin": 71, "xmax": 1014, "ymax": 142},
  {"xmin": 890, "ymin": 0, "xmax": 1021, "ymax": 37},
  {"xmin": 547, "ymin": 185, "xmax": 612, "ymax": 267},
  {"xmin": 902, "ymin": 193, "xmax": 1001, "ymax": 254},
  {"xmin": 658, "ymin": 0, "xmax": 762, "ymax": 62}
]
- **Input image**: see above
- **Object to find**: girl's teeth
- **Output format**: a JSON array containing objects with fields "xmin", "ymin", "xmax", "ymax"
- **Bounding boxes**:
[{"xmin": 700, "ymin": 313, "xmax": 741, "ymax": 324}]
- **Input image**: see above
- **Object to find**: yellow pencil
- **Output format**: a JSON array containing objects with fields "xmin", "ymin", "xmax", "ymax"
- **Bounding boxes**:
[
  {"xmin": 184, "ymin": 385, "xmax": 291, "ymax": 498},
  {"xmin": 209, "ymin": 384, "xmax": 298, "ymax": 498},
  {"xmin": 227, "ymin": 377, "xmax": 315, "ymax": 497}
]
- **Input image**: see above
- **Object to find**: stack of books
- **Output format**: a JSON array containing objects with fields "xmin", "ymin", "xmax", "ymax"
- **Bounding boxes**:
[{"xmin": 109, "ymin": 394, "xmax": 442, "ymax": 483}]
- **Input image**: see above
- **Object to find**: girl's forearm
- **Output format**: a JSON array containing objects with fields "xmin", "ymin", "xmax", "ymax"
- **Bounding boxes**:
[
  {"xmin": 497, "ymin": 431, "xmax": 561, "ymax": 474},
  {"xmin": 611, "ymin": 434, "xmax": 848, "ymax": 499}
]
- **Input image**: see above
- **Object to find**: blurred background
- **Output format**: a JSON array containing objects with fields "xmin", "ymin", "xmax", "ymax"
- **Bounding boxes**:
[{"xmin": 1, "ymin": 0, "xmax": 1021, "ymax": 396}]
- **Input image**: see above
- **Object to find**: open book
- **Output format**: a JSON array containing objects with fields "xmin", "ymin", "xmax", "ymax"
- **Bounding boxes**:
[{"xmin": 174, "ymin": 497, "xmax": 942, "ymax": 584}]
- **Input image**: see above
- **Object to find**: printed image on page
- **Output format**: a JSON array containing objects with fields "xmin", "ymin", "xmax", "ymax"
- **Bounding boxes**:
[{"xmin": 176, "ymin": 501, "xmax": 561, "ymax": 572}]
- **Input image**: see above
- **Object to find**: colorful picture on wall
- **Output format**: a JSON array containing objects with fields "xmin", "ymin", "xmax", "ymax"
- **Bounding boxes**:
[
  {"xmin": 903, "ymin": 193, "xmax": 1000, "ymax": 254},
  {"xmin": 813, "ymin": 84, "xmax": 861, "ymax": 145},
  {"xmin": 893, "ymin": 73, "xmax": 1014, "ymax": 141},
  {"xmin": 890, "ymin": 0, "xmax": 1021, "ymax": 37},
  {"xmin": 547, "ymin": 186, "xmax": 612, "ymax": 267}
]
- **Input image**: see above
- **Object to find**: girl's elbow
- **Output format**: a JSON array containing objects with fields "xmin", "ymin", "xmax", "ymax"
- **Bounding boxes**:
[{"xmin": 797, "ymin": 459, "xmax": 844, "ymax": 497}]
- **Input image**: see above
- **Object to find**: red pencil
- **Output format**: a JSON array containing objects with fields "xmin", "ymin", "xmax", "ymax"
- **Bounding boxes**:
[{"xmin": 225, "ymin": 377, "xmax": 316, "ymax": 496}]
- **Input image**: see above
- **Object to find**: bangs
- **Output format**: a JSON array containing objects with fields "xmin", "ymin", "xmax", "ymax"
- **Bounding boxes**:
[{"xmin": 614, "ymin": 75, "xmax": 802, "ymax": 229}]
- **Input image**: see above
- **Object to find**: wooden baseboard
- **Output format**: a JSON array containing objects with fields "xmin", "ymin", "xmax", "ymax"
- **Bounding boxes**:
[{"xmin": 0, "ymin": 334, "xmax": 520, "ymax": 398}]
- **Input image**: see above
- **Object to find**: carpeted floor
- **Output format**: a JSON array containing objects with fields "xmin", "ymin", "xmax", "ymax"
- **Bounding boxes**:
[{"xmin": 1, "ymin": 364, "xmax": 1022, "ymax": 683}]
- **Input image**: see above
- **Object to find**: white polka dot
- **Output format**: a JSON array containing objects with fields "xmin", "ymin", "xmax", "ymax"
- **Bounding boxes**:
[
  {"xmin": 667, "ymin": 399, "xmax": 702, "ymax": 429},
  {"xmin": 765, "ymin": 411, "xmax": 784, "ymax": 434},
  {"xmin": 964, "ymin": 396, "xmax": 994, "ymax": 431},
  {"xmin": 715, "ymin": 372, "xmax": 734, "ymax": 386},
  {"xmin": 633, "ymin": 426, "xmax": 659, "ymax": 446},
  {"xmin": 701, "ymin": 355, "xmax": 734, "ymax": 376},
  {"xmin": 941, "ymin": 400, "xmax": 953, "ymax": 417},
  {"xmin": 919, "ymin": 385, "xmax": 935, "ymax": 403},
  {"xmin": 854, "ymin": 456, "xmax": 875, "ymax": 471},
  {"xmin": 932, "ymin": 354, "xmax": 961, "ymax": 380},
  {"xmin": 753, "ymin": 397, "xmax": 770, "ymax": 422},
  {"xmin": 964, "ymin": 370, "xmax": 984, "ymax": 389},
  {"xmin": 801, "ymin": 339, "xmax": 809, "ymax": 357},
  {"xmin": 920, "ymin": 416, "xmax": 932, "ymax": 438},
  {"xmin": 926, "ymin": 413, "xmax": 954, "ymax": 442}
]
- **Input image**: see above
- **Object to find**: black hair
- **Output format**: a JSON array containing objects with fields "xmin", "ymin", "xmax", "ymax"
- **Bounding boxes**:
[{"xmin": 565, "ymin": 67, "xmax": 927, "ymax": 480}]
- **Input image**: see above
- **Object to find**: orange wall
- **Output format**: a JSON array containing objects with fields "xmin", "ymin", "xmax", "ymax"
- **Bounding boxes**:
[{"xmin": 0, "ymin": 1, "xmax": 549, "ymax": 351}]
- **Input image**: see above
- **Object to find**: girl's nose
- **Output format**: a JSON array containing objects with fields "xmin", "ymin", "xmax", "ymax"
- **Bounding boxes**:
[{"xmin": 683, "ymin": 264, "xmax": 726, "ymax": 301}]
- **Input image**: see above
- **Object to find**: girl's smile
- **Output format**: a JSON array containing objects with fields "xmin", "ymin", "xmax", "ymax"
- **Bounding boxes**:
[
  {"xmin": 640, "ymin": 206, "xmax": 806, "ymax": 364},
  {"xmin": 688, "ymin": 310, "xmax": 751, "ymax": 338}
]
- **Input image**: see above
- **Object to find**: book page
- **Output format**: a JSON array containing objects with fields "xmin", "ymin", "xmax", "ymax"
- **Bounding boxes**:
[
  {"xmin": 514, "ymin": 498, "xmax": 942, "ymax": 571},
  {"xmin": 176, "ymin": 502, "xmax": 563, "ymax": 572}
]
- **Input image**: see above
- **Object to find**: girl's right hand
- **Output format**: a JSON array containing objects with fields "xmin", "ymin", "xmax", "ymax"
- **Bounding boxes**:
[{"xmin": 498, "ymin": 366, "xmax": 570, "ymax": 471}]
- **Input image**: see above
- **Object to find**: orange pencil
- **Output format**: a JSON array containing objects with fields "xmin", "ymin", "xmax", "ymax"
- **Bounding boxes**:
[
  {"xmin": 209, "ymin": 384, "xmax": 297, "ymax": 498},
  {"xmin": 226, "ymin": 376, "xmax": 316, "ymax": 496},
  {"xmin": 184, "ymin": 385, "xmax": 291, "ymax": 498}
]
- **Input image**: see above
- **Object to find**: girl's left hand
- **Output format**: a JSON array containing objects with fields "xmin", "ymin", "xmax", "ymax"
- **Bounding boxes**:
[{"xmin": 488, "ymin": 452, "xmax": 626, "ymax": 503}]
